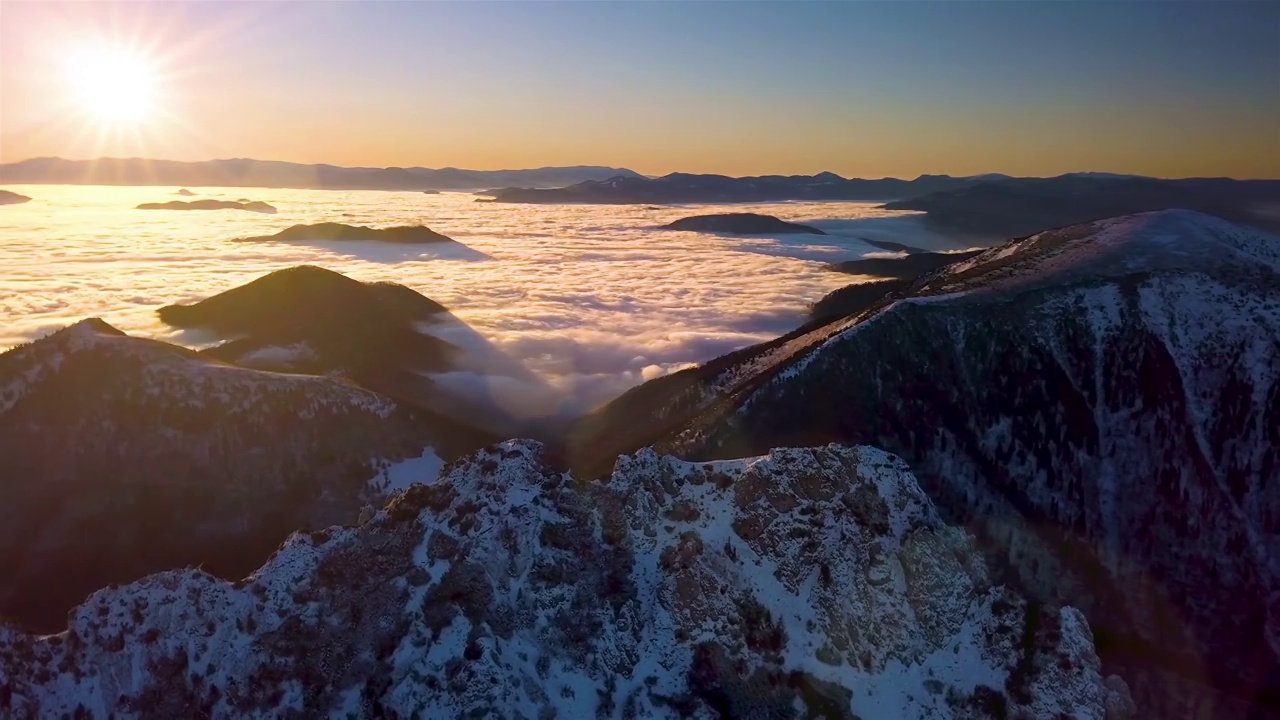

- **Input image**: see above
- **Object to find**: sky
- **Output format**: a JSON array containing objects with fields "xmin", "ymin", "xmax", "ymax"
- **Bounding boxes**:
[{"xmin": 1, "ymin": 1, "xmax": 1277, "ymax": 178}]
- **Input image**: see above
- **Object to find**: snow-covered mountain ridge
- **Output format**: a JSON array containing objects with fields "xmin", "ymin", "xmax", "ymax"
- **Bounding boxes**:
[
  {"xmin": 573, "ymin": 210, "xmax": 1280, "ymax": 717},
  {"xmin": 926, "ymin": 209, "xmax": 1280, "ymax": 293},
  {"xmin": 0, "ymin": 440, "xmax": 1133, "ymax": 719}
]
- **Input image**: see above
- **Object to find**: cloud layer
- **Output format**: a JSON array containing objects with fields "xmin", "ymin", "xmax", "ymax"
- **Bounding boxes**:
[{"xmin": 0, "ymin": 185, "xmax": 971, "ymax": 414}]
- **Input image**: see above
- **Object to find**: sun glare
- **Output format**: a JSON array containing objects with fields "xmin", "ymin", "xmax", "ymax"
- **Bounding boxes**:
[{"xmin": 65, "ymin": 47, "xmax": 158, "ymax": 124}]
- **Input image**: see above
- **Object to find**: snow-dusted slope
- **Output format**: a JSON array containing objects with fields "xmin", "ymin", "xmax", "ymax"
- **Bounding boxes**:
[
  {"xmin": 0, "ymin": 441, "xmax": 1132, "ymax": 719},
  {"xmin": 0, "ymin": 319, "xmax": 491, "ymax": 633},
  {"xmin": 582, "ymin": 210, "xmax": 1278, "ymax": 717}
]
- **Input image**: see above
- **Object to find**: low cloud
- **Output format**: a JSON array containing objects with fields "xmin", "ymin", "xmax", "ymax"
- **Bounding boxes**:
[{"xmin": 0, "ymin": 186, "xmax": 944, "ymax": 415}]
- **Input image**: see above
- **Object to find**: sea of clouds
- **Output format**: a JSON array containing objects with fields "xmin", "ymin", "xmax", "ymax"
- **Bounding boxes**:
[{"xmin": 0, "ymin": 185, "xmax": 976, "ymax": 415}]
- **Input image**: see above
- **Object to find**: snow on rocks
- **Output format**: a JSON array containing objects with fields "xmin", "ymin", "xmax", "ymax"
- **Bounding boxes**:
[{"xmin": 0, "ymin": 440, "xmax": 1130, "ymax": 719}]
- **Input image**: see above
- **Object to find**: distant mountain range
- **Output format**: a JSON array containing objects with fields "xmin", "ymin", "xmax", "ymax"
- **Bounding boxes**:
[
  {"xmin": 885, "ymin": 175, "xmax": 1280, "ymax": 237},
  {"xmin": 0, "ymin": 157, "xmax": 645, "ymax": 191},
  {"xmin": 484, "ymin": 171, "xmax": 991, "ymax": 204},
  {"xmin": 483, "ymin": 172, "xmax": 1280, "ymax": 239}
]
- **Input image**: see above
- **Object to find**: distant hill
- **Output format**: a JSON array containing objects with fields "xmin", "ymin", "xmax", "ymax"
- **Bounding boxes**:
[
  {"xmin": 237, "ymin": 222, "xmax": 456, "ymax": 244},
  {"xmin": 663, "ymin": 212, "xmax": 826, "ymax": 235},
  {"xmin": 0, "ymin": 190, "xmax": 31, "ymax": 205},
  {"xmin": 158, "ymin": 266, "xmax": 458, "ymax": 399},
  {"xmin": 0, "ymin": 157, "xmax": 645, "ymax": 191},
  {"xmin": 137, "ymin": 199, "xmax": 277, "ymax": 213},
  {"xmin": 158, "ymin": 266, "xmax": 552, "ymax": 439}
]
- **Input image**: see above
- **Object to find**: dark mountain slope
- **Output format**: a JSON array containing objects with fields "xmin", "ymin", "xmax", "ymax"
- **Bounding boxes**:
[
  {"xmin": 160, "ymin": 266, "xmax": 554, "ymax": 438},
  {"xmin": 159, "ymin": 265, "xmax": 453, "ymax": 390},
  {"xmin": 825, "ymin": 250, "xmax": 982, "ymax": 279},
  {"xmin": 809, "ymin": 279, "xmax": 913, "ymax": 321},
  {"xmin": 0, "ymin": 319, "xmax": 493, "ymax": 632},
  {"xmin": 0, "ymin": 440, "xmax": 1132, "ymax": 718},
  {"xmin": 572, "ymin": 210, "xmax": 1280, "ymax": 717}
]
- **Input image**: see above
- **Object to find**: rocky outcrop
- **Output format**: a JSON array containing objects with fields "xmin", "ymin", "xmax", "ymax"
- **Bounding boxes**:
[
  {"xmin": 237, "ymin": 222, "xmax": 455, "ymax": 245},
  {"xmin": 664, "ymin": 213, "xmax": 827, "ymax": 235},
  {"xmin": 581, "ymin": 210, "xmax": 1278, "ymax": 717},
  {"xmin": 136, "ymin": 199, "xmax": 277, "ymax": 213},
  {"xmin": 0, "ymin": 441, "xmax": 1130, "ymax": 719},
  {"xmin": 0, "ymin": 319, "xmax": 492, "ymax": 632}
]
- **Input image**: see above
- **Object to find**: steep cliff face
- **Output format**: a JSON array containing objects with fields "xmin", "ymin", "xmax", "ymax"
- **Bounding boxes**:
[
  {"xmin": 0, "ymin": 441, "xmax": 1130, "ymax": 719},
  {"xmin": 578, "ymin": 210, "xmax": 1279, "ymax": 716},
  {"xmin": 0, "ymin": 319, "xmax": 491, "ymax": 632}
]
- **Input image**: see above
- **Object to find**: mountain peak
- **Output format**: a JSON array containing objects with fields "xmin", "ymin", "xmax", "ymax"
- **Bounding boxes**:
[
  {"xmin": 63, "ymin": 317, "xmax": 126, "ymax": 337},
  {"xmin": 19, "ymin": 317, "xmax": 131, "ymax": 355}
]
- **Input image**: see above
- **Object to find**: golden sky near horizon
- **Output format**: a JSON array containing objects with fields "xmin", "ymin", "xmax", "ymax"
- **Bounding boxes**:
[{"xmin": 2, "ymin": 1, "xmax": 1277, "ymax": 178}]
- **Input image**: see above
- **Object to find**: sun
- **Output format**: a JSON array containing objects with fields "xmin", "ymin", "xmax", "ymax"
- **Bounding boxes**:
[{"xmin": 64, "ymin": 46, "xmax": 159, "ymax": 124}]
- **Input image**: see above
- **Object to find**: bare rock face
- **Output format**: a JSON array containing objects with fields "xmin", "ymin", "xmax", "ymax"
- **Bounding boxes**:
[{"xmin": 0, "ymin": 441, "xmax": 1128, "ymax": 719}]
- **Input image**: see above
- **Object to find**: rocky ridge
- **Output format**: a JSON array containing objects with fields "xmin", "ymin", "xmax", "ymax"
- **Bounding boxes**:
[{"xmin": 0, "ymin": 441, "xmax": 1132, "ymax": 719}]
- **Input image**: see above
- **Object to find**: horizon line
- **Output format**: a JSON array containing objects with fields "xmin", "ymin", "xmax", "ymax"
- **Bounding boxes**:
[{"xmin": 4, "ymin": 155, "xmax": 1279, "ymax": 183}]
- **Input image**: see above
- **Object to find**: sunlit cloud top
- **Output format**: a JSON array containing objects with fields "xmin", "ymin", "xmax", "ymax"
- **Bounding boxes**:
[{"xmin": 2, "ymin": 1, "xmax": 1277, "ymax": 178}]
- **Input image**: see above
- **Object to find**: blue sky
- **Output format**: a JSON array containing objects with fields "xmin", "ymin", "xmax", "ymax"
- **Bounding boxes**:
[{"xmin": 2, "ymin": 1, "xmax": 1277, "ymax": 177}]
